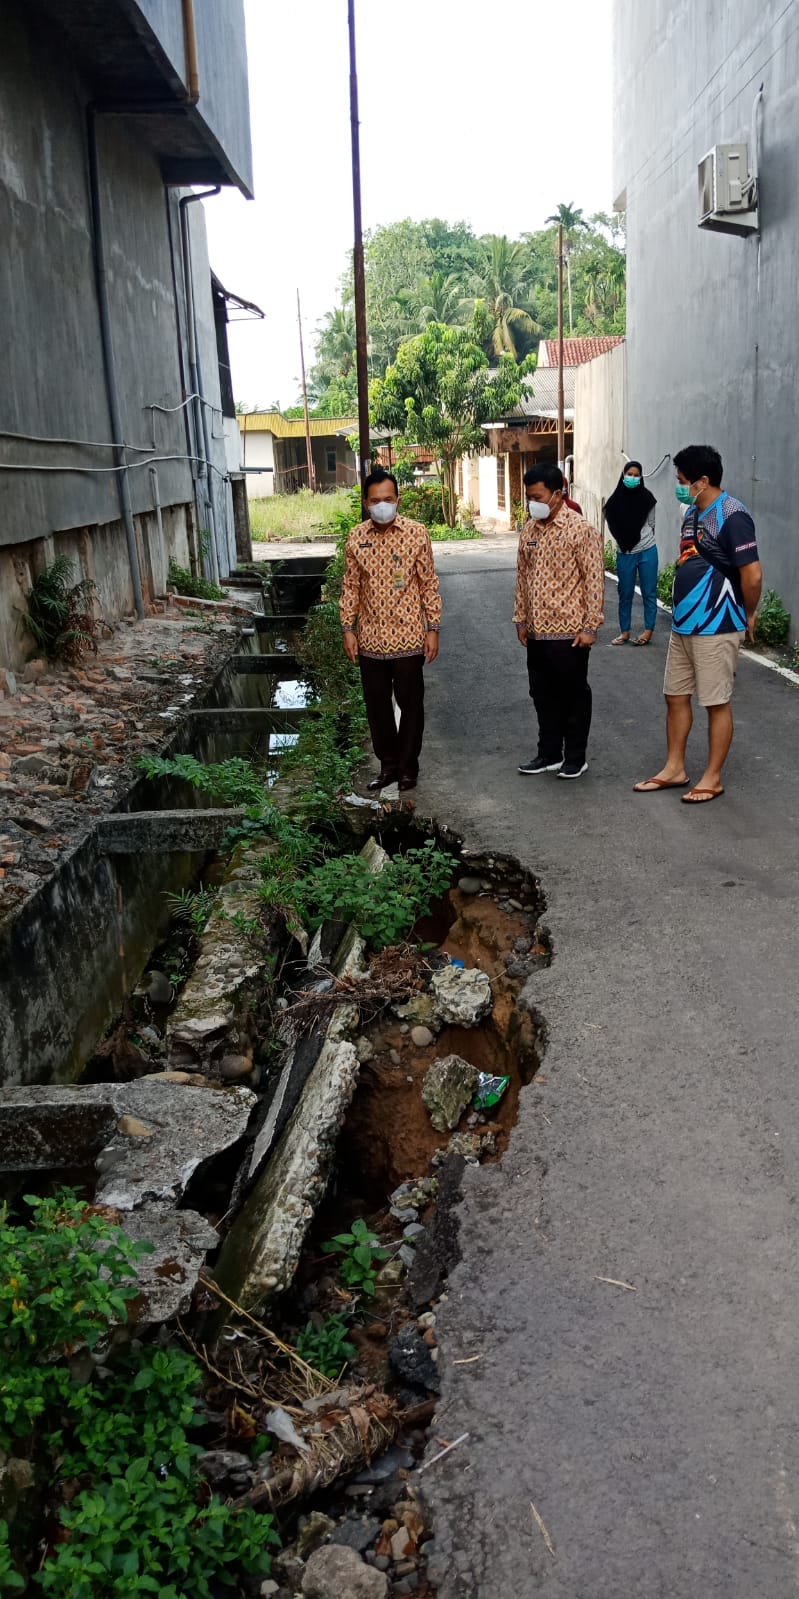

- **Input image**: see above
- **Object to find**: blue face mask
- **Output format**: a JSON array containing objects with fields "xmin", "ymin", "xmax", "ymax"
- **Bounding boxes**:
[{"xmin": 623, "ymin": 475, "xmax": 640, "ymax": 489}]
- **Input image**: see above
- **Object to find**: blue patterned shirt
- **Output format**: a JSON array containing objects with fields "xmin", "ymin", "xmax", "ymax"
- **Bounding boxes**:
[{"xmin": 672, "ymin": 492, "xmax": 758, "ymax": 636}]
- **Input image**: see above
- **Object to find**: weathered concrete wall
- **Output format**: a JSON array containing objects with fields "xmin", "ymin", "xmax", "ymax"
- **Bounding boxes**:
[
  {"xmin": 613, "ymin": 0, "xmax": 799, "ymax": 623},
  {"xmin": 133, "ymin": 0, "xmax": 253, "ymax": 196},
  {"xmin": 0, "ymin": 4, "xmax": 240, "ymax": 666},
  {"xmin": 573, "ymin": 342, "xmax": 629, "ymax": 530}
]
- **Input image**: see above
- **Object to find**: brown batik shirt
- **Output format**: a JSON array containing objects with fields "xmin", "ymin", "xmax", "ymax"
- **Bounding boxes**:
[
  {"xmin": 339, "ymin": 516, "xmax": 442, "ymax": 658},
  {"xmin": 513, "ymin": 505, "xmax": 605, "ymax": 640}
]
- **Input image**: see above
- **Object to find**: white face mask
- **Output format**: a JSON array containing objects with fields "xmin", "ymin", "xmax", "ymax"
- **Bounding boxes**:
[
  {"xmin": 369, "ymin": 500, "xmax": 398, "ymax": 526},
  {"xmin": 527, "ymin": 499, "xmax": 551, "ymax": 521}
]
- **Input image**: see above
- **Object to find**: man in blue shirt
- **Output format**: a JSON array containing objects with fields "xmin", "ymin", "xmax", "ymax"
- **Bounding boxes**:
[{"xmin": 634, "ymin": 444, "xmax": 762, "ymax": 804}]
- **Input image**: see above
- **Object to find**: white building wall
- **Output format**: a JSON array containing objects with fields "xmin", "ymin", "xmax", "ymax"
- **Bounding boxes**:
[
  {"xmin": 573, "ymin": 343, "xmax": 629, "ymax": 531},
  {"xmin": 240, "ymin": 429, "xmax": 275, "ymax": 497}
]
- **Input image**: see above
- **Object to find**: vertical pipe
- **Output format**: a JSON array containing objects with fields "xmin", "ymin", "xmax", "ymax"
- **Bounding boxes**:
[
  {"xmin": 86, "ymin": 110, "xmax": 146, "ymax": 619},
  {"xmin": 179, "ymin": 189, "xmax": 222, "ymax": 581},
  {"xmin": 348, "ymin": 0, "xmax": 371, "ymax": 487},
  {"xmin": 148, "ymin": 466, "xmax": 166, "ymax": 591},
  {"xmin": 297, "ymin": 289, "xmax": 316, "ymax": 493},
  {"xmin": 557, "ymin": 223, "xmax": 565, "ymax": 472},
  {"xmin": 181, "ymin": 0, "xmax": 200, "ymax": 102}
]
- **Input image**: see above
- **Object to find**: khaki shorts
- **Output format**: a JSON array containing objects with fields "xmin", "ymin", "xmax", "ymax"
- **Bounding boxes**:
[{"xmin": 664, "ymin": 630, "xmax": 744, "ymax": 706}]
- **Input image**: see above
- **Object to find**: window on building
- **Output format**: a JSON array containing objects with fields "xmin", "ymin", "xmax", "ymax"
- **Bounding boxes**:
[
  {"xmin": 326, "ymin": 448, "xmax": 337, "ymax": 474},
  {"xmin": 496, "ymin": 456, "xmax": 506, "ymax": 510}
]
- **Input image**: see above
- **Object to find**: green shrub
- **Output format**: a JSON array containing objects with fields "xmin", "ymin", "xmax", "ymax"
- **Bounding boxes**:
[
  {"xmin": 167, "ymin": 559, "xmax": 225, "ymax": 603},
  {"xmin": 137, "ymin": 752, "xmax": 266, "ymax": 808},
  {"xmin": 603, "ymin": 540, "xmax": 617, "ymax": 573},
  {"xmin": 321, "ymin": 1219, "xmax": 390, "ymax": 1297},
  {"xmin": 295, "ymin": 1313, "xmax": 356, "ymax": 1378},
  {"xmin": 657, "ymin": 560, "xmax": 676, "ymax": 607},
  {"xmin": 22, "ymin": 556, "xmax": 100, "ymax": 662},
  {"xmin": 754, "ymin": 588, "xmax": 790, "ymax": 647},
  {"xmin": 292, "ymin": 839, "xmax": 453, "ymax": 950},
  {"xmin": 427, "ymin": 524, "xmax": 481, "ymax": 541},
  {"xmin": 0, "ymin": 1193, "xmax": 278, "ymax": 1595},
  {"xmin": 397, "ymin": 483, "xmax": 443, "ymax": 527}
]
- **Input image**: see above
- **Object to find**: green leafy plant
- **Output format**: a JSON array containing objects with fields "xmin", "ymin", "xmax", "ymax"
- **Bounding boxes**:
[
  {"xmin": 427, "ymin": 523, "xmax": 480, "ymax": 541},
  {"xmin": 163, "ymin": 886, "xmax": 217, "ymax": 936},
  {"xmin": 137, "ymin": 752, "xmax": 266, "ymax": 809},
  {"xmin": 295, "ymin": 1313, "xmax": 357, "ymax": 1379},
  {"xmin": 322, "ymin": 1219, "xmax": 390, "ymax": 1297},
  {"xmin": 21, "ymin": 556, "xmax": 100, "ymax": 662},
  {"xmin": 292, "ymin": 839, "xmax": 453, "ymax": 951},
  {"xmin": 395, "ymin": 482, "xmax": 442, "ymax": 528},
  {"xmin": 0, "ymin": 1193, "xmax": 279, "ymax": 1594},
  {"xmin": 603, "ymin": 539, "xmax": 617, "ymax": 573},
  {"xmin": 657, "ymin": 560, "xmax": 676, "ymax": 607},
  {"xmin": 167, "ymin": 558, "xmax": 225, "ymax": 603},
  {"xmin": 754, "ymin": 588, "xmax": 790, "ymax": 648}
]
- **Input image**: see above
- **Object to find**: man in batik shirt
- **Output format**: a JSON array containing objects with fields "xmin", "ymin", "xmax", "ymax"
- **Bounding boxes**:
[{"xmin": 339, "ymin": 467, "xmax": 442, "ymax": 793}]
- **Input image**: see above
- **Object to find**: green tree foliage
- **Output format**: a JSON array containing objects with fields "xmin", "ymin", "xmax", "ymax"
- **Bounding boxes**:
[
  {"xmin": 306, "ymin": 211, "xmax": 626, "ymax": 421},
  {"xmin": 370, "ymin": 323, "xmax": 524, "ymax": 526}
]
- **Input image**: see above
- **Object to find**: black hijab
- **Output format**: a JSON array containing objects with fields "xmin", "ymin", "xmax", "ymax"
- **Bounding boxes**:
[{"xmin": 604, "ymin": 461, "xmax": 657, "ymax": 553}]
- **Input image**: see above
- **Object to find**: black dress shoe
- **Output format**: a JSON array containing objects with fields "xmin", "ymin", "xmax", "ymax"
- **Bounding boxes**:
[
  {"xmin": 398, "ymin": 775, "xmax": 417, "ymax": 792},
  {"xmin": 366, "ymin": 772, "xmax": 395, "ymax": 791}
]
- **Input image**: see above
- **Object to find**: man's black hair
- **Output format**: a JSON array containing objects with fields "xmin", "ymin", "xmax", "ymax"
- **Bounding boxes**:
[
  {"xmin": 363, "ymin": 466, "xmax": 399, "ymax": 496},
  {"xmin": 673, "ymin": 445, "xmax": 723, "ymax": 487},
  {"xmin": 524, "ymin": 461, "xmax": 564, "ymax": 492}
]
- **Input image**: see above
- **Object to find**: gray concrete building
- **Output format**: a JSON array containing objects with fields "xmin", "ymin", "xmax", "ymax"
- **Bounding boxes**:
[
  {"xmin": 613, "ymin": 0, "xmax": 799, "ymax": 627},
  {"xmin": 0, "ymin": 0, "xmax": 254, "ymax": 670}
]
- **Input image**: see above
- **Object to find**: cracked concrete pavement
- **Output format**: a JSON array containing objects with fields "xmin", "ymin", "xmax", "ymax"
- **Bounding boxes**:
[{"xmin": 415, "ymin": 540, "xmax": 799, "ymax": 1598}]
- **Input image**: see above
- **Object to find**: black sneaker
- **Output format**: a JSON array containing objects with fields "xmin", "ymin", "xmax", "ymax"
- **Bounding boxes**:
[
  {"xmin": 557, "ymin": 760, "xmax": 588, "ymax": 779},
  {"xmin": 518, "ymin": 755, "xmax": 562, "ymax": 775}
]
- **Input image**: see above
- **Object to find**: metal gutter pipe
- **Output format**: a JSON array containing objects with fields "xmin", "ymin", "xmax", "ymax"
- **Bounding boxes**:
[
  {"xmin": 181, "ymin": 0, "xmax": 201, "ymax": 103},
  {"xmin": 86, "ymin": 107, "xmax": 146, "ymax": 620},
  {"xmin": 179, "ymin": 187, "xmax": 223, "ymax": 582}
]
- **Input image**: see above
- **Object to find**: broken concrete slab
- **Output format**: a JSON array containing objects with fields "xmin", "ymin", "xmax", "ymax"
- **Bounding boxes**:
[
  {"xmin": 430, "ymin": 963, "xmax": 492, "ymax": 1027},
  {"xmin": 212, "ymin": 1038, "xmax": 360, "ymax": 1311},
  {"xmin": 122, "ymin": 1202, "xmax": 218, "ymax": 1322},
  {"xmin": 96, "ymin": 809, "xmax": 246, "ymax": 854},
  {"xmin": 0, "ymin": 1079, "xmax": 256, "ymax": 1210}
]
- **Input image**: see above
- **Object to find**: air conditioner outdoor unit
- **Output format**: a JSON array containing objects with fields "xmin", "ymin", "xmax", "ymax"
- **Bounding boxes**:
[{"xmin": 698, "ymin": 144, "xmax": 758, "ymax": 236}]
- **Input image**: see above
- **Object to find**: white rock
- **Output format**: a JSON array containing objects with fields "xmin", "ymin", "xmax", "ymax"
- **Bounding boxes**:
[{"xmin": 430, "ymin": 964, "xmax": 492, "ymax": 1027}]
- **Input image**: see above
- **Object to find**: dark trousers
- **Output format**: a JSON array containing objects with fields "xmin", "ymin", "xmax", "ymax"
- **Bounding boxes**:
[
  {"xmin": 527, "ymin": 638, "xmax": 592, "ymax": 764},
  {"xmin": 359, "ymin": 653, "xmax": 425, "ymax": 781}
]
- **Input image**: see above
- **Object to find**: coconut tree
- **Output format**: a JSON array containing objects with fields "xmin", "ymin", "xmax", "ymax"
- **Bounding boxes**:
[
  {"xmin": 465, "ymin": 235, "xmax": 540, "ymax": 361},
  {"xmin": 416, "ymin": 269, "xmax": 464, "ymax": 326},
  {"xmin": 546, "ymin": 202, "xmax": 588, "ymax": 334}
]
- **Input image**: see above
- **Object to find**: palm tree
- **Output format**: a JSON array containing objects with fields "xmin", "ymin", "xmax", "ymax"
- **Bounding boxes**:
[
  {"xmin": 416, "ymin": 270, "xmax": 463, "ymax": 325},
  {"xmin": 466, "ymin": 235, "xmax": 541, "ymax": 361},
  {"xmin": 546, "ymin": 202, "xmax": 588, "ymax": 334},
  {"xmin": 317, "ymin": 306, "xmax": 356, "ymax": 377}
]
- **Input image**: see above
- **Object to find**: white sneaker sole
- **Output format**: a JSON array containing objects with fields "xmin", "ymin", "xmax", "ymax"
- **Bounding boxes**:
[
  {"xmin": 518, "ymin": 763, "xmax": 562, "ymax": 775},
  {"xmin": 557, "ymin": 763, "xmax": 589, "ymax": 779}
]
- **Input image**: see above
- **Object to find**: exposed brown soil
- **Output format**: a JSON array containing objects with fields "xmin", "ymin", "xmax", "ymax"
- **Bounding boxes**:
[{"xmin": 337, "ymin": 888, "xmax": 543, "ymax": 1198}]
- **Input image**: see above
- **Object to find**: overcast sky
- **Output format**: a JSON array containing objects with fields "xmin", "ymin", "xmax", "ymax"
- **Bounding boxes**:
[{"xmin": 205, "ymin": 0, "xmax": 614, "ymax": 410}]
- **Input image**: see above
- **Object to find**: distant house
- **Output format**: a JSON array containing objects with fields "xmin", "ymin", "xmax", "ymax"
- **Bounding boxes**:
[
  {"xmin": 458, "ymin": 367, "xmax": 577, "ymax": 528},
  {"xmin": 538, "ymin": 336, "xmax": 625, "ymax": 368},
  {"xmin": 238, "ymin": 413, "xmax": 358, "ymax": 497}
]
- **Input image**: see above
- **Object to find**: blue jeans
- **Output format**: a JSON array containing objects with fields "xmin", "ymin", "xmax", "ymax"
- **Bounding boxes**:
[{"xmin": 617, "ymin": 545, "xmax": 658, "ymax": 632}]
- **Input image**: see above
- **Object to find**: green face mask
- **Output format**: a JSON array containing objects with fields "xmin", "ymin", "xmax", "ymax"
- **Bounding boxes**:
[
  {"xmin": 675, "ymin": 484, "xmax": 693, "ymax": 504},
  {"xmin": 623, "ymin": 475, "xmax": 640, "ymax": 489}
]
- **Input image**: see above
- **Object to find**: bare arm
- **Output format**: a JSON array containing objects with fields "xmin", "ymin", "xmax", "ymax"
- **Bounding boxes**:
[{"xmin": 740, "ymin": 561, "xmax": 763, "ymax": 642}]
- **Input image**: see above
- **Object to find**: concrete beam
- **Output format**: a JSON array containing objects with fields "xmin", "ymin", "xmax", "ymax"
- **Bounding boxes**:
[
  {"xmin": 184, "ymin": 707, "xmax": 312, "ymax": 733},
  {"xmin": 227, "ymin": 654, "xmax": 300, "ymax": 675},
  {"xmin": 253, "ymin": 614, "xmax": 309, "ymax": 631},
  {"xmin": 96, "ymin": 808, "xmax": 246, "ymax": 854}
]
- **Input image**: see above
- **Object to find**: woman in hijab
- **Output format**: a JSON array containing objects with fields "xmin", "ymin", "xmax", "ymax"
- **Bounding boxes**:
[{"xmin": 604, "ymin": 461, "xmax": 658, "ymax": 645}]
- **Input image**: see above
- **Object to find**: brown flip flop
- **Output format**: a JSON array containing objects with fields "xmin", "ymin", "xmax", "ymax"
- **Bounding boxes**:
[
  {"xmin": 681, "ymin": 786, "xmax": 725, "ymax": 804},
  {"xmin": 633, "ymin": 777, "xmax": 690, "ymax": 793}
]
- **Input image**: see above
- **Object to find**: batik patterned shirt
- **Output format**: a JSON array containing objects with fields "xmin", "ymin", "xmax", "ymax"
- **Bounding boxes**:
[
  {"xmin": 339, "ymin": 516, "xmax": 442, "ymax": 659},
  {"xmin": 672, "ymin": 493, "xmax": 758, "ymax": 635},
  {"xmin": 513, "ymin": 506, "xmax": 605, "ymax": 640}
]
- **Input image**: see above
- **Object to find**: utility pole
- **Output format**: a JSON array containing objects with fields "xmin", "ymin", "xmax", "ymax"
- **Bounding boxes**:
[
  {"xmin": 557, "ymin": 222, "xmax": 565, "ymax": 472},
  {"xmin": 348, "ymin": 0, "xmax": 371, "ymax": 487},
  {"xmin": 297, "ymin": 288, "xmax": 316, "ymax": 493}
]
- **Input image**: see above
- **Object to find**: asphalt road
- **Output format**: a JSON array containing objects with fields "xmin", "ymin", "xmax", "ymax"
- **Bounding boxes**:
[{"xmin": 416, "ymin": 542, "xmax": 799, "ymax": 1599}]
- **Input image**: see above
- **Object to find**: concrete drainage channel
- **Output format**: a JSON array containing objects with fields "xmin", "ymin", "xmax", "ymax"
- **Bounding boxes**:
[{"xmin": 0, "ymin": 555, "xmax": 552, "ymax": 1597}]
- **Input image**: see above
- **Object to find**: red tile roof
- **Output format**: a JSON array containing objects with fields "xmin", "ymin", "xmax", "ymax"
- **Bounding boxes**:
[{"xmin": 539, "ymin": 336, "xmax": 625, "ymax": 368}]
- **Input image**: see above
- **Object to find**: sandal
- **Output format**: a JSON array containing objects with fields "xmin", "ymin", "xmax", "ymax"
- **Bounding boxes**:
[
  {"xmin": 633, "ymin": 776, "xmax": 690, "ymax": 793},
  {"xmin": 681, "ymin": 786, "xmax": 724, "ymax": 804},
  {"xmin": 632, "ymin": 631, "xmax": 653, "ymax": 646},
  {"xmin": 611, "ymin": 634, "xmax": 630, "ymax": 646}
]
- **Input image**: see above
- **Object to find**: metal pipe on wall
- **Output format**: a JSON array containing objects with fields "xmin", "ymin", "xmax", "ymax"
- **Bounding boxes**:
[
  {"xmin": 179, "ymin": 187, "xmax": 223, "ymax": 583},
  {"xmin": 86, "ymin": 108, "xmax": 146, "ymax": 619},
  {"xmin": 181, "ymin": 0, "xmax": 200, "ymax": 103}
]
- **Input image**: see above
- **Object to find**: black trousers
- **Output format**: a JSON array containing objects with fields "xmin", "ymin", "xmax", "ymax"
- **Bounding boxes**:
[
  {"xmin": 359, "ymin": 653, "xmax": 425, "ymax": 781},
  {"xmin": 526, "ymin": 638, "xmax": 592, "ymax": 764}
]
